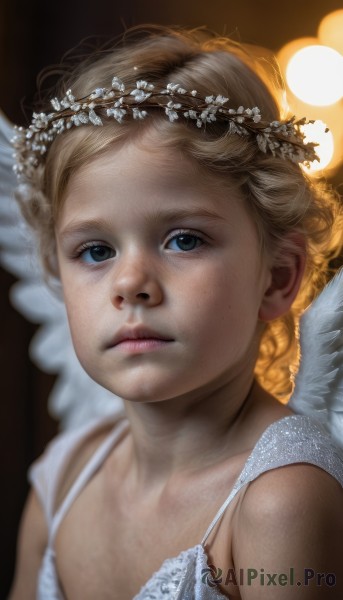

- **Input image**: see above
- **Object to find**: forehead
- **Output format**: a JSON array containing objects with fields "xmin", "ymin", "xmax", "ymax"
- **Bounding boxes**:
[{"xmin": 62, "ymin": 131, "xmax": 243, "ymax": 210}]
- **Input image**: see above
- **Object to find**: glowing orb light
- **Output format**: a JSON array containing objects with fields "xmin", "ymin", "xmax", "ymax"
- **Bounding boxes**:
[
  {"xmin": 286, "ymin": 45, "xmax": 343, "ymax": 106},
  {"xmin": 277, "ymin": 37, "xmax": 317, "ymax": 77},
  {"xmin": 301, "ymin": 120, "xmax": 334, "ymax": 173},
  {"xmin": 318, "ymin": 10, "xmax": 343, "ymax": 54}
]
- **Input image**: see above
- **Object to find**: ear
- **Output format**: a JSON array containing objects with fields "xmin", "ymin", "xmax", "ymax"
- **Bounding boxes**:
[{"xmin": 258, "ymin": 234, "xmax": 306, "ymax": 322}]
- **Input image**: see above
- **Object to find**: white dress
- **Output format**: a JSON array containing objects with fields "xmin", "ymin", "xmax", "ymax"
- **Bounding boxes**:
[{"xmin": 29, "ymin": 413, "xmax": 343, "ymax": 599}]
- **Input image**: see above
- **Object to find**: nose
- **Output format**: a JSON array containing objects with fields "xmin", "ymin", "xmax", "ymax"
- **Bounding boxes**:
[{"xmin": 111, "ymin": 254, "xmax": 163, "ymax": 309}]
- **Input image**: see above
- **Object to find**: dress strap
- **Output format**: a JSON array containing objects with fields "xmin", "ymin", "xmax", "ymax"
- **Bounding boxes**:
[
  {"xmin": 49, "ymin": 418, "xmax": 129, "ymax": 544},
  {"xmin": 200, "ymin": 479, "xmax": 242, "ymax": 545},
  {"xmin": 201, "ymin": 414, "xmax": 343, "ymax": 545}
]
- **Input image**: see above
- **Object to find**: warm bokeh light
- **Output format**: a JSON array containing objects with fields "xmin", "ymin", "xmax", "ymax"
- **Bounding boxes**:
[
  {"xmin": 277, "ymin": 37, "xmax": 317, "ymax": 79},
  {"xmin": 301, "ymin": 120, "xmax": 334, "ymax": 173},
  {"xmin": 277, "ymin": 15, "xmax": 343, "ymax": 175},
  {"xmin": 318, "ymin": 10, "xmax": 343, "ymax": 54},
  {"xmin": 286, "ymin": 45, "xmax": 343, "ymax": 106}
]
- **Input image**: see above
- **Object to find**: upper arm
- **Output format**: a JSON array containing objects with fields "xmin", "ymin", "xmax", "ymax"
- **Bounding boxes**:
[
  {"xmin": 232, "ymin": 464, "xmax": 343, "ymax": 600},
  {"xmin": 8, "ymin": 488, "xmax": 48, "ymax": 600}
]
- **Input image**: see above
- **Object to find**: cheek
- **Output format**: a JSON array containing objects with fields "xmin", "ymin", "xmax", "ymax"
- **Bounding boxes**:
[
  {"xmin": 175, "ymin": 266, "xmax": 259, "ymax": 341},
  {"xmin": 61, "ymin": 280, "xmax": 94, "ymax": 351}
]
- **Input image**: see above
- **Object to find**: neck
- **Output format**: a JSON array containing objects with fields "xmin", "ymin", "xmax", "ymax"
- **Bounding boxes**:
[{"xmin": 121, "ymin": 373, "xmax": 267, "ymax": 491}]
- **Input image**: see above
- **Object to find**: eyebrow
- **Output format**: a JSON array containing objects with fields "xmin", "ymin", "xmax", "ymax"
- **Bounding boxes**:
[
  {"xmin": 58, "ymin": 218, "xmax": 114, "ymax": 240},
  {"xmin": 59, "ymin": 207, "xmax": 226, "ymax": 240},
  {"xmin": 145, "ymin": 207, "xmax": 226, "ymax": 225}
]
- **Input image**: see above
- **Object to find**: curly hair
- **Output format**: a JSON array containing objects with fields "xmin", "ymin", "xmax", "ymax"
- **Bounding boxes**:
[{"xmin": 16, "ymin": 25, "xmax": 343, "ymax": 399}]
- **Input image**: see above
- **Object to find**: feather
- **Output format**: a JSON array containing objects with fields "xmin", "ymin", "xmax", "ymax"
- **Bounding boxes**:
[
  {"xmin": 288, "ymin": 268, "xmax": 343, "ymax": 448},
  {"xmin": 0, "ymin": 110, "xmax": 124, "ymax": 430}
]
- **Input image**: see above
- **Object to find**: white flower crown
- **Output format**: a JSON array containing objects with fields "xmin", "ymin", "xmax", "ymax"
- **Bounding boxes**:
[{"xmin": 12, "ymin": 77, "xmax": 319, "ymax": 181}]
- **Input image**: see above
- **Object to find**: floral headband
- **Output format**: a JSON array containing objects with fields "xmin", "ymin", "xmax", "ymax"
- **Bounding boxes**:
[{"xmin": 12, "ymin": 77, "xmax": 319, "ymax": 181}]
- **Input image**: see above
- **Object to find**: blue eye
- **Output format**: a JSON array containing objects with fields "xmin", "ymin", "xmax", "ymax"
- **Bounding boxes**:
[
  {"xmin": 80, "ymin": 245, "xmax": 115, "ymax": 263},
  {"xmin": 167, "ymin": 233, "xmax": 203, "ymax": 252}
]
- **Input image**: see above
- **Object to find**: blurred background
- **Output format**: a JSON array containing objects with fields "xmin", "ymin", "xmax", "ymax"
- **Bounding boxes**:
[{"xmin": 1, "ymin": 0, "xmax": 343, "ymax": 594}]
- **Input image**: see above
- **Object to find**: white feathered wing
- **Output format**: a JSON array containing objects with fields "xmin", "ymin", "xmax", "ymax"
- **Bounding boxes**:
[
  {"xmin": 288, "ymin": 269, "xmax": 343, "ymax": 449},
  {"xmin": 0, "ymin": 110, "xmax": 124, "ymax": 430}
]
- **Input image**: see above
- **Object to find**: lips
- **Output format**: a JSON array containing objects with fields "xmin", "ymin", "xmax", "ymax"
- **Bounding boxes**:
[{"xmin": 109, "ymin": 325, "xmax": 174, "ymax": 348}]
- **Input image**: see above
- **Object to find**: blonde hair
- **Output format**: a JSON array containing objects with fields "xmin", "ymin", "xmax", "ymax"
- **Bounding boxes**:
[{"xmin": 17, "ymin": 26, "xmax": 343, "ymax": 399}]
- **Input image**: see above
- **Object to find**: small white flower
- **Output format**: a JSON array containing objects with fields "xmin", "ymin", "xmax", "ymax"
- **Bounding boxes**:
[
  {"xmin": 88, "ymin": 109, "xmax": 103, "ymax": 126},
  {"xmin": 77, "ymin": 112, "xmax": 90, "ymax": 124},
  {"xmin": 191, "ymin": 90, "xmax": 197, "ymax": 96},
  {"xmin": 32, "ymin": 113, "xmax": 49, "ymax": 129},
  {"xmin": 94, "ymin": 88, "xmax": 105, "ymax": 98},
  {"xmin": 229, "ymin": 122, "xmax": 240, "ymax": 135},
  {"xmin": 200, "ymin": 110, "xmax": 216, "ymax": 123},
  {"xmin": 136, "ymin": 80, "xmax": 148, "ymax": 89},
  {"xmin": 135, "ymin": 80, "xmax": 154, "ymax": 91},
  {"xmin": 107, "ymin": 107, "xmax": 127, "ymax": 123},
  {"xmin": 66, "ymin": 89, "xmax": 75, "ymax": 102},
  {"xmin": 112, "ymin": 77, "xmax": 125, "ymax": 92},
  {"xmin": 166, "ymin": 83, "xmax": 180, "ymax": 92},
  {"xmin": 167, "ymin": 101, "xmax": 182, "ymax": 110},
  {"xmin": 256, "ymin": 134, "xmax": 267, "ymax": 153},
  {"xmin": 61, "ymin": 98, "xmax": 71, "ymax": 109},
  {"xmin": 132, "ymin": 107, "xmax": 148, "ymax": 119},
  {"xmin": 214, "ymin": 95, "xmax": 229, "ymax": 105},
  {"xmin": 52, "ymin": 119, "xmax": 65, "ymax": 131},
  {"xmin": 51, "ymin": 98, "xmax": 61, "ymax": 111},
  {"xmin": 187, "ymin": 110, "xmax": 198, "ymax": 119},
  {"xmin": 71, "ymin": 103, "xmax": 81, "ymax": 112},
  {"xmin": 165, "ymin": 107, "xmax": 179, "ymax": 122},
  {"xmin": 113, "ymin": 98, "xmax": 124, "ymax": 107},
  {"xmin": 130, "ymin": 89, "xmax": 151, "ymax": 102},
  {"xmin": 70, "ymin": 112, "xmax": 89, "ymax": 127},
  {"xmin": 71, "ymin": 114, "xmax": 81, "ymax": 126}
]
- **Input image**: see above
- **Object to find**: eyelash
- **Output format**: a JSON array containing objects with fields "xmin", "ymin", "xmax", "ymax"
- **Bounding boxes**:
[
  {"xmin": 75, "ymin": 242, "xmax": 115, "ymax": 264},
  {"xmin": 74, "ymin": 230, "xmax": 205, "ymax": 264},
  {"xmin": 165, "ymin": 229, "xmax": 205, "ymax": 252}
]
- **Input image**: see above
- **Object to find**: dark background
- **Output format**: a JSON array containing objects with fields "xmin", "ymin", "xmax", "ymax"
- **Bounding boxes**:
[{"xmin": 1, "ymin": 0, "xmax": 343, "ymax": 595}]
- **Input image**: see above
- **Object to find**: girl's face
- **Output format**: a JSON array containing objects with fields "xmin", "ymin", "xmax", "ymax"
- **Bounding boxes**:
[{"xmin": 56, "ymin": 136, "xmax": 272, "ymax": 404}]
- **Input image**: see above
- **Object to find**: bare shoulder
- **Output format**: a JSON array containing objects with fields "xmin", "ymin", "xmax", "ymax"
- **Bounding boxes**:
[
  {"xmin": 8, "ymin": 489, "xmax": 48, "ymax": 600},
  {"xmin": 241, "ymin": 462, "xmax": 343, "ymax": 515},
  {"xmin": 232, "ymin": 464, "xmax": 343, "ymax": 599}
]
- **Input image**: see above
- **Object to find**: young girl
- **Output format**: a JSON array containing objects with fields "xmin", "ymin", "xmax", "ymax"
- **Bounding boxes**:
[{"xmin": 8, "ymin": 26, "xmax": 343, "ymax": 599}]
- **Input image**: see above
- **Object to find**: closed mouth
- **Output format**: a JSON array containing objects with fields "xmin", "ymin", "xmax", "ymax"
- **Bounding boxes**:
[{"xmin": 109, "ymin": 325, "xmax": 174, "ymax": 348}]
